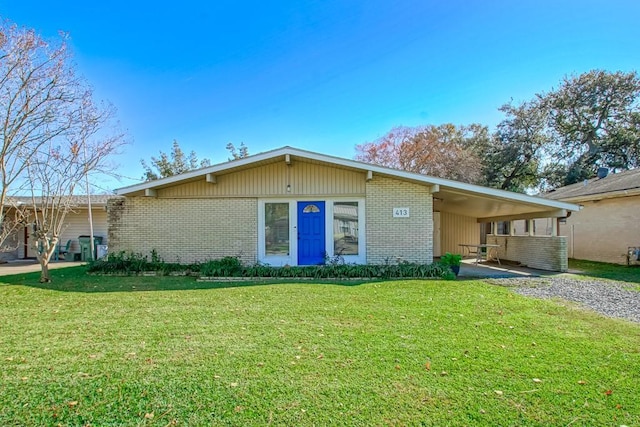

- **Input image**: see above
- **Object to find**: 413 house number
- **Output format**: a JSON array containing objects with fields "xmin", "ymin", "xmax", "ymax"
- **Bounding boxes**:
[{"xmin": 393, "ymin": 207, "xmax": 410, "ymax": 218}]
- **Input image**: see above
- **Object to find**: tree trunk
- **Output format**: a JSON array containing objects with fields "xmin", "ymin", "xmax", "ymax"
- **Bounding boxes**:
[
  {"xmin": 39, "ymin": 257, "xmax": 51, "ymax": 283},
  {"xmin": 35, "ymin": 237, "xmax": 58, "ymax": 283}
]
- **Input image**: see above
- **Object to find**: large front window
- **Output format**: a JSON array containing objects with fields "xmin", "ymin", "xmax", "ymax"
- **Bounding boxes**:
[
  {"xmin": 333, "ymin": 202, "xmax": 359, "ymax": 256},
  {"xmin": 265, "ymin": 203, "xmax": 289, "ymax": 255}
]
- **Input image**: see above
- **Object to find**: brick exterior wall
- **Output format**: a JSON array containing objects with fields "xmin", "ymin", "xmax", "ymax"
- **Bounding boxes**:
[
  {"xmin": 559, "ymin": 195, "xmax": 640, "ymax": 264},
  {"xmin": 365, "ymin": 176, "xmax": 433, "ymax": 264},
  {"xmin": 488, "ymin": 235, "xmax": 568, "ymax": 272},
  {"xmin": 108, "ymin": 197, "xmax": 258, "ymax": 264}
]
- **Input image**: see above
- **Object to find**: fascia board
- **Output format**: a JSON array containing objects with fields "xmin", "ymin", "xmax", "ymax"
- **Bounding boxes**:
[{"xmin": 115, "ymin": 146, "xmax": 581, "ymax": 213}]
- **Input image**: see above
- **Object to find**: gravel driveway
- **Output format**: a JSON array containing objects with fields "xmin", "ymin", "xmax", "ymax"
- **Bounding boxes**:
[{"xmin": 487, "ymin": 276, "xmax": 640, "ymax": 323}]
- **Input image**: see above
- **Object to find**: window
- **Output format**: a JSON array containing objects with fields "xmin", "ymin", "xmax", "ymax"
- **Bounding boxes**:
[
  {"xmin": 496, "ymin": 221, "xmax": 510, "ymax": 235},
  {"xmin": 333, "ymin": 202, "xmax": 359, "ymax": 256},
  {"xmin": 524, "ymin": 220, "xmax": 536, "ymax": 234},
  {"xmin": 265, "ymin": 203, "xmax": 289, "ymax": 255},
  {"xmin": 302, "ymin": 204, "xmax": 320, "ymax": 213}
]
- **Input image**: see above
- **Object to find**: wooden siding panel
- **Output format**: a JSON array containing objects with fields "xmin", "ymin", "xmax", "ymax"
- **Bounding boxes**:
[
  {"xmin": 439, "ymin": 211, "xmax": 479, "ymax": 255},
  {"xmin": 157, "ymin": 161, "xmax": 366, "ymax": 197}
]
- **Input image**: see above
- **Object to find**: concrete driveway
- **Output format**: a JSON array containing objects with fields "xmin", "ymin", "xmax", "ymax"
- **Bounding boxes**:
[
  {"xmin": 457, "ymin": 259, "xmax": 560, "ymax": 279},
  {"xmin": 0, "ymin": 260, "xmax": 85, "ymax": 276}
]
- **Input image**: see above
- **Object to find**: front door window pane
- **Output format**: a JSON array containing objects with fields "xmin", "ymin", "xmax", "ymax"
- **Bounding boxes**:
[
  {"xmin": 265, "ymin": 203, "xmax": 289, "ymax": 255},
  {"xmin": 333, "ymin": 202, "xmax": 358, "ymax": 255}
]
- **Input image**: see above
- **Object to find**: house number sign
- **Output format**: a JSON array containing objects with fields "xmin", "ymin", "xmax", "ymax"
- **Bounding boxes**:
[{"xmin": 393, "ymin": 207, "xmax": 410, "ymax": 218}]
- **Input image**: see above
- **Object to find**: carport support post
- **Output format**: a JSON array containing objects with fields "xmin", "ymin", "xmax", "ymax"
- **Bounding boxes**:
[
  {"xmin": 551, "ymin": 218, "xmax": 558, "ymax": 236},
  {"xmin": 528, "ymin": 220, "xmax": 534, "ymax": 237}
]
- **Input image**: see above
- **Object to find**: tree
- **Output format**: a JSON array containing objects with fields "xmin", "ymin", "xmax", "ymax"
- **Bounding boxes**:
[
  {"xmin": 355, "ymin": 124, "xmax": 487, "ymax": 183},
  {"xmin": 141, "ymin": 140, "xmax": 211, "ymax": 181},
  {"xmin": 0, "ymin": 21, "xmax": 78, "ymax": 253},
  {"xmin": 0, "ymin": 20, "xmax": 125, "ymax": 281},
  {"xmin": 480, "ymin": 100, "xmax": 552, "ymax": 192},
  {"xmin": 25, "ymin": 92, "xmax": 124, "ymax": 282},
  {"xmin": 226, "ymin": 142, "xmax": 249, "ymax": 160},
  {"xmin": 541, "ymin": 70, "xmax": 640, "ymax": 184}
]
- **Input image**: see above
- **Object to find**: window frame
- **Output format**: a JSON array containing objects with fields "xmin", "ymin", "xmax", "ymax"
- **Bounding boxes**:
[{"xmin": 257, "ymin": 198, "xmax": 366, "ymax": 266}]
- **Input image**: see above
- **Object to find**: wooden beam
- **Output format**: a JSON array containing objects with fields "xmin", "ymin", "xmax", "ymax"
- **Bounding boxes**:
[
  {"xmin": 366, "ymin": 170, "xmax": 373, "ymax": 181},
  {"xmin": 205, "ymin": 173, "xmax": 216, "ymax": 184},
  {"xmin": 144, "ymin": 189, "xmax": 157, "ymax": 197},
  {"xmin": 477, "ymin": 209, "xmax": 568, "ymax": 223}
]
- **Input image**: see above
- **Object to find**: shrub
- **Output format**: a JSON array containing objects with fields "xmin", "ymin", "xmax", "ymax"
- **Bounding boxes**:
[
  {"xmin": 439, "ymin": 252, "xmax": 462, "ymax": 267},
  {"xmin": 89, "ymin": 253, "xmax": 454, "ymax": 279},
  {"xmin": 200, "ymin": 256, "xmax": 243, "ymax": 277},
  {"xmin": 88, "ymin": 251, "xmax": 198, "ymax": 275}
]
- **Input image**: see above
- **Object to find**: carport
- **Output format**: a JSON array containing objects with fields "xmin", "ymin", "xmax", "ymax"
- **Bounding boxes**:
[{"xmin": 429, "ymin": 178, "xmax": 580, "ymax": 272}]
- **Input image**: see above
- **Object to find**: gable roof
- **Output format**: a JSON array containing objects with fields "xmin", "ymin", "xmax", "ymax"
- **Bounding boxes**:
[
  {"xmin": 116, "ymin": 146, "xmax": 579, "ymax": 221},
  {"xmin": 543, "ymin": 168, "xmax": 640, "ymax": 202}
]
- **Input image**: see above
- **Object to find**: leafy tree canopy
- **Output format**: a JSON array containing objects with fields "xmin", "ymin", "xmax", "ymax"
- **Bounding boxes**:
[
  {"xmin": 141, "ymin": 141, "xmax": 250, "ymax": 181},
  {"xmin": 541, "ymin": 70, "xmax": 640, "ymax": 185},
  {"xmin": 141, "ymin": 140, "xmax": 211, "ymax": 181},
  {"xmin": 479, "ymin": 100, "xmax": 551, "ymax": 192},
  {"xmin": 355, "ymin": 70, "xmax": 640, "ymax": 193},
  {"xmin": 355, "ymin": 124, "xmax": 489, "ymax": 183},
  {"xmin": 226, "ymin": 142, "xmax": 249, "ymax": 161}
]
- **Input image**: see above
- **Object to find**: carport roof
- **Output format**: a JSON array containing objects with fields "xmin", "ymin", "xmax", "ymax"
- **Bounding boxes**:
[{"xmin": 116, "ymin": 146, "xmax": 580, "ymax": 221}]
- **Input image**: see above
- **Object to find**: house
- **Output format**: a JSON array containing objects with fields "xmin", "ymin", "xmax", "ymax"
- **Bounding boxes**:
[
  {"xmin": 111, "ymin": 147, "xmax": 580, "ymax": 271},
  {"xmin": 1, "ymin": 195, "xmax": 111, "ymax": 261},
  {"xmin": 540, "ymin": 168, "xmax": 640, "ymax": 264}
]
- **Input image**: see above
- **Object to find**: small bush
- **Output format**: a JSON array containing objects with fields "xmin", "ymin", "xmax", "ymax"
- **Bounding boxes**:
[
  {"xmin": 200, "ymin": 256, "xmax": 243, "ymax": 277},
  {"xmin": 88, "ymin": 251, "xmax": 198, "ymax": 276},
  {"xmin": 440, "ymin": 252, "xmax": 462, "ymax": 267}
]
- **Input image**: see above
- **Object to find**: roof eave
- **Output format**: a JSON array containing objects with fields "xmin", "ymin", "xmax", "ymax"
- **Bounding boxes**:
[
  {"xmin": 552, "ymin": 187, "xmax": 640, "ymax": 203},
  {"xmin": 115, "ymin": 146, "xmax": 581, "ymax": 213}
]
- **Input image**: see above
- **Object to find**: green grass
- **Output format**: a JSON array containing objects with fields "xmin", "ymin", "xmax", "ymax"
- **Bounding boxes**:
[
  {"xmin": 569, "ymin": 258, "xmax": 640, "ymax": 286},
  {"xmin": 1, "ymin": 267, "xmax": 639, "ymax": 426}
]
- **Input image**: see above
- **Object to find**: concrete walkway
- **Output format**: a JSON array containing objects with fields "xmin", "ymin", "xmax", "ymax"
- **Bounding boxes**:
[
  {"xmin": 457, "ymin": 258, "xmax": 560, "ymax": 278},
  {"xmin": 0, "ymin": 260, "xmax": 85, "ymax": 276}
]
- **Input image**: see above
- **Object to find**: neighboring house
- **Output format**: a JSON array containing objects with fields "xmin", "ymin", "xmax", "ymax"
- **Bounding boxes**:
[
  {"xmin": 111, "ymin": 147, "xmax": 580, "ymax": 271},
  {"xmin": 1, "ymin": 195, "xmax": 111, "ymax": 261},
  {"xmin": 540, "ymin": 168, "xmax": 640, "ymax": 264}
]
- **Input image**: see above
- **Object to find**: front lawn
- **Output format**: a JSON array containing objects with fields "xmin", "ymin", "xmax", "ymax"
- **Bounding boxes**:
[{"xmin": 1, "ymin": 267, "xmax": 638, "ymax": 425}]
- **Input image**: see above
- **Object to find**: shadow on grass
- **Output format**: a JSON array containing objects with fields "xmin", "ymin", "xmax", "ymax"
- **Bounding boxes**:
[{"xmin": 0, "ymin": 266, "xmax": 397, "ymax": 293}]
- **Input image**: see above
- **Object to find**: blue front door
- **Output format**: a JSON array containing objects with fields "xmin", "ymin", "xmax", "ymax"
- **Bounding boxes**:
[{"xmin": 297, "ymin": 201, "xmax": 325, "ymax": 265}]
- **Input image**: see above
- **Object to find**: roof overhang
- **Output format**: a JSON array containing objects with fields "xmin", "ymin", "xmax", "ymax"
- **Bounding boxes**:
[
  {"xmin": 116, "ymin": 146, "xmax": 580, "ymax": 220},
  {"xmin": 548, "ymin": 187, "xmax": 640, "ymax": 204}
]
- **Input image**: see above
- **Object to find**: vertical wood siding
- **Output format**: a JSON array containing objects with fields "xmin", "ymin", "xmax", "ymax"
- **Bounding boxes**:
[
  {"xmin": 158, "ymin": 161, "xmax": 366, "ymax": 197},
  {"xmin": 439, "ymin": 211, "xmax": 479, "ymax": 255}
]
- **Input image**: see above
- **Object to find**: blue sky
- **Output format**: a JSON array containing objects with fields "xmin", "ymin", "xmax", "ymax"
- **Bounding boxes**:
[{"xmin": 2, "ymin": 0, "xmax": 639, "ymax": 190}]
